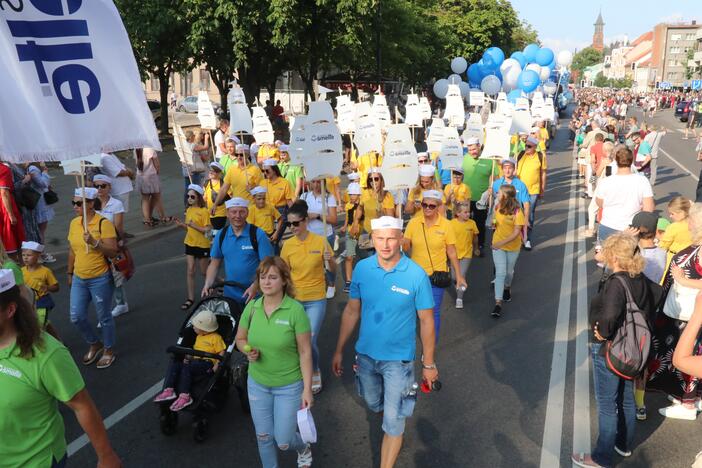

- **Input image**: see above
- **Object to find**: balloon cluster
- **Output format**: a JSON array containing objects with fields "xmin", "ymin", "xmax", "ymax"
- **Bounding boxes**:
[{"xmin": 434, "ymin": 44, "xmax": 574, "ymax": 101}]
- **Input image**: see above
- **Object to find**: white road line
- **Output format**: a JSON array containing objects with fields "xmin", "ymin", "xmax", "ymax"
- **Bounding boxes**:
[
  {"xmin": 539, "ymin": 158, "xmax": 578, "ymax": 468},
  {"xmin": 67, "ymin": 379, "xmax": 164, "ymax": 456},
  {"xmin": 659, "ymin": 147, "xmax": 699, "ymax": 182},
  {"xmin": 572, "ymin": 194, "xmax": 591, "ymax": 459}
]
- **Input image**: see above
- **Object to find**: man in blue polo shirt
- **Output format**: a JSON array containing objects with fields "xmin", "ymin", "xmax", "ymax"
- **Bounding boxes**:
[
  {"xmin": 332, "ymin": 216, "xmax": 437, "ymax": 468},
  {"xmin": 202, "ymin": 197, "xmax": 273, "ymax": 304}
]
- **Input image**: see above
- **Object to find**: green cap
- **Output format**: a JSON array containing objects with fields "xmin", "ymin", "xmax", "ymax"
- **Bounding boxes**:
[{"xmin": 657, "ymin": 217, "xmax": 671, "ymax": 231}]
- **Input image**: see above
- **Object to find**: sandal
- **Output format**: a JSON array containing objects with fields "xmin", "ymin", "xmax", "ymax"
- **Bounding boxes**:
[
  {"xmin": 142, "ymin": 220, "xmax": 156, "ymax": 227},
  {"xmin": 82, "ymin": 344, "xmax": 104, "ymax": 365},
  {"xmin": 96, "ymin": 351, "xmax": 116, "ymax": 369},
  {"xmin": 297, "ymin": 444, "xmax": 312, "ymax": 468},
  {"xmin": 311, "ymin": 371, "xmax": 322, "ymax": 394},
  {"xmin": 181, "ymin": 299, "xmax": 194, "ymax": 310},
  {"xmin": 571, "ymin": 452, "xmax": 604, "ymax": 468}
]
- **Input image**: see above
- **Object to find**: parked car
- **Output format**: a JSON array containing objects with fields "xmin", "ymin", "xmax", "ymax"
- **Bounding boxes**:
[
  {"xmin": 676, "ymin": 100, "xmax": 691, "ymax": 122},
  {"xmin": 147, "ymin": 99, "xmax": 162, "ymax": 126},
  {"xmin": 177, "ymin": 96, "xmax": 221, "ymax": 114}
]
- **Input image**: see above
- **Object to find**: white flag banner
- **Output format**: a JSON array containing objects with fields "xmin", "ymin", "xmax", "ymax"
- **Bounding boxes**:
[
  {"xmin": 372, "ymin": 94, "xmax": 391, "ymax": 131},
  {"xmin": 336, "ymin": 95, "xmax": 355, "ymax": 134},
  {"xmin": 60, "ymin": 154, "xmax": 103, "ymax": 175},
  {"xmin": 461, "ymin": 113, "xmax": 484, "ymax": 145},
  {"xmin": 173, "ymin": 122, "xmax": 194, "ymax": 167},
  {"xmin": 419, "ymin": 97, "xmax": 432, "ymax": 120},
  {"xmin": 381, "ymin": 124, "xmax": 418, "ymax": 191},
  {"xmin": 229, "ymin": 103, "xmax": 253, "ymax": 135},
  {"xmin": 197, "ymin": 91, "xmax": 217, "ymax": 130},
  {"xmin": 531, "ymin": 105, "xmax": 545, "ymax": 122},
  {"xmin": 510, "ymin": 109, "xmax": 534, "ymax": 135},
  {"xmin": 0, "ymin": 0, "xmax": 160, "ymax": 161},
  {"xmin": 439, "ymin": 127, "xmax": 463, "ymax": 170},
  {"xmin": 252, "ymin": 107, "xmax": 274, "ymax": 144},
  {"xmin": 354, "ymin": 116, "xmax": 382, "ymax": 156},
  {"xmin": 289, "ymin": 115, "xmax": 307, "ymax": 166},
  {"xmin": 544, "ymin": 101, "xmax": 555, "ymax": 120},
  {"xmin": 405, "ymin": 94, "xmax": 422, "ymax": 127},
  {"xmin": 444, "ymin": 84, "xmax": 465, "ymax": 128},
  {"xmin": 469, "ymin": 91, "xmax": 485, "ymax": 107},
  {"xmin": 302, "ymin": 121, "xmax": 343, "ymax": 180}
]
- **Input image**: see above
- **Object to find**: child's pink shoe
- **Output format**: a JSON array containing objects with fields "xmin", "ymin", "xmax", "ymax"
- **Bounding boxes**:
[
  {"xmin": 169, "ymin": 393, "xmax": 193, "ymax": 412},
  {"xmin": 153, "ymin": 388, "xmax": 176, "ymax": 403}
]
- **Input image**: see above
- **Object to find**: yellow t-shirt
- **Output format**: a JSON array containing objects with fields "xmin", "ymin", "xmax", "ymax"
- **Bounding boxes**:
[
  {"xmin": 68, "ymin": 214, "xmax": 116, "ymax": 279},
  {"xmin": 325, "ymin": 176, "xmax": 341, "ymax": 198},
  {"xmin": 185, "ymin": 206, "xmax": 211, "ymax": 248},
  {"xmin": 262, "ymin": 177, "xmax": 293, "ymax": 208},
  {"xmin": 257, "ymin": 144, "xmax": 280, "ymax": 163},
  {"xmin": 450, "ymin": 218, "xmax": 479, "ymax": 259},
  {"xmin": 280, "ymin": 233, "xmax": 331, "ymax": 301},
  {"xmin": 516, "ymin": 152, "xmax": 547, "ymax": 195},
  {"xmin": 21, "ymin": 265, "xmax": 58, "ymax": 298},
  {"xmin": 355, "ymin": 152, "xmax": 383, "ymax": 188},
  {"xmin": 203, "ymin": 179, "xmax": 226, "ymax": 218},
  {"xmin": 659, "ymin": 220, "xmax": 693, "ymax": 255},
  {"xmin": 404, "ymin": 216, "xmax": 455, "ymax": 275},
  {"xmin": 223, "ymin": 164, "xmax": 263, "ymax": 201},
  {"xmin": 493, "ymin": 208, "xmax": 525, "ymax": 252},
  {"xmin": 443, "ymin": 183, "xmax": 471, "ymax": 211},
  {"xmin": 360, "ymin": 190, "xmax": 395, "ymax": 233},
  {"xmin": 194, "ymin": 332, "xmax": 226, "ymax": 364},
  {"xmin": 247, "ymin": 203, "xmax": 281, "ymax": 235}
]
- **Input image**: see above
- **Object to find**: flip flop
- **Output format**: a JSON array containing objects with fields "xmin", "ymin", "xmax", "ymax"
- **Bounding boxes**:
[
  {"xmin": 96, "ymin": 352, "xmax": 116, "ymax": 369},
  {"xmin": 181, "ymin": 299, "xmax": 194, "ymax": 310},
  {"xmin": 82, "ymin": 344, "xmax": 104, "ymax": 365}
]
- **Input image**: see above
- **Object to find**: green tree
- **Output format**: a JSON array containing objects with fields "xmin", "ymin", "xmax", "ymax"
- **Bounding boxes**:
[
  {"xmin": 593, "ymin": 72, "xmax": 609, "ymax": 88},
  {"xmin": 611, "ymin": 77, "xmax": 634, "ymax": 89},
  {"xmin": 685, "ymin": 49, "xmax": 702, "ymax": 81},
  {"xmin": 511, "ymin": 19, "xmax": 539, "ymax": 51},
  {"xmin": 572, "ymin": 47, "xmax": 603, "ymax": 82}
]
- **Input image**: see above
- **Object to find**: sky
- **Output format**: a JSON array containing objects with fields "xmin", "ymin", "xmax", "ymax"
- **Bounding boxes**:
[{"xmin": 510, "ymin": 0, "xmax": 702, "ymax": 53}]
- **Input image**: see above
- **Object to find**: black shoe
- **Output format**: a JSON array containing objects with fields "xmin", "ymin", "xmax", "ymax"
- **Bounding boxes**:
[
  {"xmin": 491, "ymin": 304, "xmax": 502, "ymax": 318},
  {"xmin": 503, "ymin": 288, "xmax": 511, "ymax": 302},
  {"xmin": 343, "ymin": 281, "xmax": 351, "ymax": 293},
  {"xmin": 581, "ymin": 193, "xmax": 592, "ymax": 199},
  {"xmin": 124, "ymin": 232, "xmax": 135, "ymax": 238}
]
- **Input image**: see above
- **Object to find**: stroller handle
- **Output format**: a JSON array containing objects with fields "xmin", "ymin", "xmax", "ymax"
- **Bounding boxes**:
[
  {"xmin": 167, "ymin": 345, "xmax": 225, "ymax": 361},
  {"xmin": 211, "ymin": 280, "xmax": 250, "ymax": 290}
]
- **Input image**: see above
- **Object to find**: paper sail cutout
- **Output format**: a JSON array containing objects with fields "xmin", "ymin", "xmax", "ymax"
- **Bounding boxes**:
[
  {"xmin": 532, "ymin": 92, "xmax": 545, "ymax": 107},
  {"xmin": 496, "ymin": 92, "xmax": 507, "ymax": 102},
  {"xmin": 173, "ymin": 123, "xmax": 195, "ymax": 166},
  {"xmin": 462, "ymin": 113, "xmax": 485, "ymax": 146},
  {"xmin": 302, "ymin": 122, "xmax": 343, "ymax": 180},
  {"xmin": 61, "ymin": 154, "xmax": 103, "ymax": 175},
  {"xmin": 405, "ymin": 94, "xmax": 422, "ymax": 127},
  {"xmin": 496, "ymin": 100, "xmax": 514, "ymax": 119},
  {"xmin": 510, "ymin": 108, "xmax": 534, "ymax": 135},
  {"xmin": 229, "ymin": 103, "xmax": 253, "ymax": 135},
  {"xmin": 289, "ymin": 115, "xmax": 307, "ymax": 166},
  {"xmin": 439, "ymin": 127, "xmax": 463, "ymax": 170},
  {"xmin": 381, "ymin": 124, "xmax": 418, "ymax": 191},
  {"xmin": 372, "ymin": 94, "xmax": 392, "ymax": 131},
  {"xmin": 469, "ymin": 91, "xmax": 485, "ymax": 107},
  {"xmin": 354, "ymin": 116, "xmax": 382, "ymax": 156},
  {"xmin": 197, "ymin": 91, "xmax": 217, "ymax": 130},
  {"xmin": 481, "ymin": 124, "xmax": 510, "ymax": 160},
  {"xmin": 227, "ymin": 85, "xmax": 246, "ymax": 109},
  {"xmin": 487, "ymin": 111, "xmax": 512, "ymax": 134},
  {"xmin": 336, "ymin": 95, "xmax": 356, "ymax": 134},
  {"xmin": 419, "ymin": 97, "xmax": 432, "ymax": 120},
  {"xmin": 308, "ymin": 101, "xmax": 335, "ymax": 125},
  {"xmin": 544, "ymin": 101, "xmax": 555, "ymax": 119},
  {"xmin": 252, "ymin": 107, "xmax": 274, "ymax": 144},
  {"xmin": 444, "ymin": 84, "xmax": 465, "ymax": 128},
  {"xmin": 515, "ymin": 98, "xmax": 530, "ymax": 112},
  {"xmin": 426, "ymin": 119, "xmax": 445, "ymax": 154},
  {"xmin": 355, "ymin": 101, "xmax": 373, "ymax": 121},
  {"xmin": 531, "ymin": 105, "xmax": 545, "ymax": 121}
]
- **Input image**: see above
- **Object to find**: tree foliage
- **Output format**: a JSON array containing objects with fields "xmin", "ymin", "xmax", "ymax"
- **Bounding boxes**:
[
  {"xmin": 572, "ymin": 47, "xmax": 603, "ymax": 81},
  {"xmin": 593, "ymin": 72, "xmax": 633, "ymax": 89}
]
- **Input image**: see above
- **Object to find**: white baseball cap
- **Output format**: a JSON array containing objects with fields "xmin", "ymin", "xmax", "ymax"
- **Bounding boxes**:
[
  {"xmin": 279, "ymin": 144, "xmax": 289, "ymax": 152},
  {"xmin": 347, "ymin": 172, "xmax": 360, "ymax": 181},
  {"xmin": 209, "ymin": 161, "xmax": 224, "ymax": 172},
  {"xmin": 418, "ymin": 165, "xmax": 435, "ymax": 177},
  {"xmin": 370, "ymin": 216, "xmax": 403, "ymax": 230},
  {"xmin": 250, "ymin": 186, "xmax": 267, "ymax": 197},
  {"xmin": 465, "ymin": 137, "xmax": 480, "ymax": 146},
  {"xmin": 235, "ymin": 144, "xmax": 250, "ymax": 153},
  {"xmin": 422, "ymin": 190, "xmax": 443, "ymax": 201},
  {"xmin": 262, "ymin": 159, "xmax": 278, "ymax": 168},
  {"xmin": 347, "ymin": 183, "xmax": 362, "ymax": 195},
  {"xmin": 92, "ymin": 174, "xmax": 112, "ymax": 185}
]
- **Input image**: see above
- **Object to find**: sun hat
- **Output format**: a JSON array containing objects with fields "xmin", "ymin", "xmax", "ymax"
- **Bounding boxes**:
[{"xmin": 191, "ymin": 310, "xmax": 219, "ymax": 333}]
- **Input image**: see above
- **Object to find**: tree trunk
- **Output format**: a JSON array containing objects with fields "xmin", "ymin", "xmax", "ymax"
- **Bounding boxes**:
[
  {"xmin": 267, "ymin": 80, "xmax": 276, "ymax": 107},
  {"xmin": 157, "ymin": 70, "xmax": 170, "ymax": 135}
]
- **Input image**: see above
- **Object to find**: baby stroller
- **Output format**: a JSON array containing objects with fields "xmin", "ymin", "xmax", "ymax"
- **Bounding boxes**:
[{"xmin": 158, "ymin": 281, "xmax": 250, "ymax": 442}]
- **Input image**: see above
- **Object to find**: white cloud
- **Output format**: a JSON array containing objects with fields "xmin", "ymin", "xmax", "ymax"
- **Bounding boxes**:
[
  {"xmin": 659, "ymin": 12, "xmax": 685, "ymax": 23},
  {"xmin": 541, "ymin": 37, "xmax": 590, "ymax": 53}
]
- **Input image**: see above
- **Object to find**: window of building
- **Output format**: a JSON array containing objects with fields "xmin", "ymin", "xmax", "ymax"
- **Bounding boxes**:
[
  {"xmin": 149, "ymin": 73, "xmax": 160, "ymax": 92},
  {"xmin": 199, "ymin": 69, "xmax": 210, "ymax": 91},
  {"xmin": 667, "ymin": 72, "xmax": 678, "ymax": 79},
  {"xmin": 671, "ymin": 34, "xmax": 682, "ymax": 41},
  {"xmin": 671, "ymin": 46, "xmax": 681, "ymax": 53},
  {"xmin": 687, "ymin": 33, "xmax": 695, "ymax": 40}
]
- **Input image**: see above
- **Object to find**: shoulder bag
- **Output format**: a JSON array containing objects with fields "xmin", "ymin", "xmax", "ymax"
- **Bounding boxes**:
[{"xmin": 421, "ymin": 223, "xmax": 451, "ymax": 288}]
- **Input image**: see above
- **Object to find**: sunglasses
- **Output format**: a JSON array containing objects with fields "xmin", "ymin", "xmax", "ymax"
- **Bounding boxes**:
[
  {"xmin": 71, "ymin": 200, "xmax": 83, "ymax": 207},
  {"xmin": 421, "ymin": 202, "xmax": 438, "ymax": 210},
  {"xmin": 94, "ymin": 184, "xmax": 108, "ymax": 189},
  {"xmin": 418, "ymin": 159, "xmax": 428, "ymax": 164},
  {"xmin": 289, "ymin": 220, "xmax": 305, "ymax": 227},
  {"xmin": 187, "ymin": 194, "xmax": 198, "ymax": 200},
  {"xmin": 369, "ymin": 177, "xmax": 381, "ymax": 182},
  {"xmin": 526, "ymin": 145, "xmax": 536, "ymax": 149}
]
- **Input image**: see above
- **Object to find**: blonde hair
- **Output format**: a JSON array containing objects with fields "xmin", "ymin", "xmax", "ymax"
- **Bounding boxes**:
[
  {"xmin": 603, "ymin": 141, "xmax": 615, "ymax": 158},
  {"xmin": 668, "ymin": 196, "xmax": 691, "ymax": 217},
  {"xmin": 410, "ymin": 175, "xmax": 441, "ymax": 200},
  {"xmin": 255, "ymin": 256, "xmax": 296, "ymax": 298},
  {"xmin": 689, "ymin": 203, "xmax": 702, "ymax": 245},
  {"xmin": 601, "ymin": 233, "xmax": 645, "ymax": 277}
]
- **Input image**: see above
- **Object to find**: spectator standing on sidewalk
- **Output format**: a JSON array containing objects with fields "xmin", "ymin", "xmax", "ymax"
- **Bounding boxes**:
[{"xmin": 99, "ymin": 153, "xmax": 134, "ymax": 214}]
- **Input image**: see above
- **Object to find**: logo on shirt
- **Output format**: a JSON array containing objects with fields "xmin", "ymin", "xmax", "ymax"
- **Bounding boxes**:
[
  {"xmin": 0, "ymin": 363, "xmax": 22, "ymax": 379},
  {"xmin": 309, "ymin": 250, "xmax": 321, "ymax": 254},
  {"xmin": 275, "ymin": 319, "xmax": 290, "ymax": 326},
  {"xmin": 241, "ymin": 245, "xmax": 253, "ymax": 250},
  {"xmin": 390, "ymin": 285, "xmax": 410, "ymax": 295}
]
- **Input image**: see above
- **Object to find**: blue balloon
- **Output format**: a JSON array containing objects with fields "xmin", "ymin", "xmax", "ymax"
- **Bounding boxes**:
[
  {"xmin": 481, "ymin": 53, "xmax": 496, "ymax": 70},
  {"xmin": 523, "ymin": 43, "xmax": 539, "ymax": 63},
  {"xmin": 494, "ymin": 68, "xmax": 503, "ymax": 82},
  {"xmin": 485, "ymin": 47, "xmax": 505, "ymax": 67},
  {"xmin": 510, "ymin": 51, "xmax": 527, "ymax": 69},
  {"xmin": 507, "ymin": 89, "xmax": 522, "ymax": 104},
  {"xmin": 467, "ymin": 63, "xmax": 482, "ymax": 86},
  {"xmin": 535, "ymin": 48, "xmax": 555, "ymax": 66},
  {"xmin": 517, "ymin": 70, "xmax": 540, "ymax": 93}
]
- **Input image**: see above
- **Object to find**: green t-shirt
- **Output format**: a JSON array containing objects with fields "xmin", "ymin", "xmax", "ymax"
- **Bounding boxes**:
[
  {"xmin": 0, "ymin": 333, "xmax": 85, "ymax": 467},
  {"xmin": 240, "ymin": 295, "xmax": 311, "ymax": 387},
  {"xmin": 279, "ymin": 162, "xmax": 303, "ymax": 193},
  {"xmin": 220, "ymin": 154, "xmax": 237, "ymax": 175},
  {"xmin": 462, "ymin": 155, "xmax": 499, "ymax": 201},
  {"xmin": 3, "ymin": 260, "xmax": 23, "ymax": 285}
]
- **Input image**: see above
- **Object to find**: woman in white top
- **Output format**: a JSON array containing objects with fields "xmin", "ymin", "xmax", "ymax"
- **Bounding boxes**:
[{"xmin": 135, "ymin": 148, "xmax": 167, "ymax": 226}]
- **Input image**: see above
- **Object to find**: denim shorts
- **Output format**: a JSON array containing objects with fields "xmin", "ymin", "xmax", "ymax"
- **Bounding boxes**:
[
  {"xmin": 354, "ymin": 353, "xmax": 417, "ymax": 436},
  {"xmin": 345, "ymin": 235, "xmax": 358, "ymax": 258}
]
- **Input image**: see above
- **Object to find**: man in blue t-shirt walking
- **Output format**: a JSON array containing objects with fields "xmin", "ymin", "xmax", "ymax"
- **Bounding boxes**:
[{"xmin": 332, "ymin": 216, "xmax": 437, "ymax": 468}]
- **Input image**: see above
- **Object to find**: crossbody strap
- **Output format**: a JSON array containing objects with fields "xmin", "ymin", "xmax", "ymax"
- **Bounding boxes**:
[{"xmin": 420, "ymin": 223, "xmax": 435, "ymax": 275}]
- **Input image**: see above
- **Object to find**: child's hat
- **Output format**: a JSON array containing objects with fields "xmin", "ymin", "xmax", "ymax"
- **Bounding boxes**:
[
  {"xmin": 0, "ymin": 269, "xmax": 15, "ymax": 293},
  {"xmin": 250, "ymin": 186, "xmax": 267, "ymax": 197},
  {"xmin": 191, "ymin": 310, "xmax": 219, "ymax": 333},
  {"xmin": 347, "ymin": 183, "xmax": 362, "ymax": 195},
  {"xmin": 187, "ymin": 184, "xmax": 204, "ymax": 196},
  {"xmin": 21, "ymin": 241, "xmax": 44, "ymax": 253}
]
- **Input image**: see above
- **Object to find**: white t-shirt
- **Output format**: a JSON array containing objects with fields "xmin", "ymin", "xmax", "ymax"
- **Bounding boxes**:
[
  {"xmin": 214, "ymin": 130, "xmax": 226, "ymax": 160},
  {"xmin": 97, "ymin": 196, "xmax": 125, "ymax": 223},
  {"xmin": 100, "ymin": 153, "xmax": 133, "ymax": 195},
  {"xmin": 595, "ymin": 173, "xmax": 653, "ymax": 231},
  {"xmin": 301, "ymin": 191, "xmax": 337, "ymax": 237}
]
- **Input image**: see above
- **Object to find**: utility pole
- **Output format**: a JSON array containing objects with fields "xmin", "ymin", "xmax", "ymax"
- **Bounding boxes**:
[{"xmin": 375, "ymin": 0, "xmax": 382, "ymax": 93}]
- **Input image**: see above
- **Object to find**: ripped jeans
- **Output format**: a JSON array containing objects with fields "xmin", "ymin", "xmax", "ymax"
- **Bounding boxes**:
[
  {"xmin": 70, "ymin": 271, "xmax": 115, "ymax": 349},
  {"xmin": 247, "ymin": 377, "xmax": 306, "ymax": 468}
]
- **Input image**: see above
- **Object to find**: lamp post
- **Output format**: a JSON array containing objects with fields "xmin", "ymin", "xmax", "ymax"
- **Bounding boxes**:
[{"xmin": 375, "ymin": 0, "xmax": 381, "ymax": 93}]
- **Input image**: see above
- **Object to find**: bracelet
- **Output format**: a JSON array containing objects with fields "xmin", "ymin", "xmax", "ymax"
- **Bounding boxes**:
[
  {"xmin": 422, "ymin": 362, "xmax": 437, "ymax": 370},
  {"xmin": 92, "ymin": 239, "xmax": 100, "ymax": 248}
]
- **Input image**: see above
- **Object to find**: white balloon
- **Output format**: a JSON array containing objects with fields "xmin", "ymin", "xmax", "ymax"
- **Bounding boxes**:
[
  {"xmin": 480, "ymin": 75, "xmax": 501, "ymax": 96},
  {"xmin": 557, "ymin": 50, "xmax": 573, "ymax": 67},
  {"xmin": 499, "ymin": 58, "xmax": 521, "ymax": 75},
  {"xmin": 503, "ymin": 66, "xmax": 521, "ymax": 88},
  {"xmin": 451, "ymin": 57, "xmax": 468, "ymax": 74},
  {"xmin": 448, "ymin": 74, "xmax": 462, "ymax": 85},
  {"xmin": 543, "ymin": 81, "xmax": 558, "ymax": 96},
  {"xmin": 526, "ymin": 63, "xmax": 541, "ymax": 74},
  {"xmin": 458, "ymin": 81, "xmax": 470, "ymax": 98},
  {"xmin": 433, "ymin": 79, "xmax": 449, "ymax": 99},
  {"xmin": 539, "ymin": 66, "xmax": 551, "ymax": 82}
]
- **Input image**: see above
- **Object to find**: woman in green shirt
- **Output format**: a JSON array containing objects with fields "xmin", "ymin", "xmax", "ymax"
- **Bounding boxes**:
[
  {"xmin": 236, "ymin": 256, "xmax": 313, "ymax": 468},
  {"xmin": 0, "ymin": 269, "xmax": 120, "ymax": 468}
]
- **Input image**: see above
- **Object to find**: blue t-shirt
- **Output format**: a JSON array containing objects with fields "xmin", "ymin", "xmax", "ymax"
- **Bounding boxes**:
[
  {"xmin": 492, "ymin": 177, "xmax": 531, "ymax": 205},
  {"xmin": 637, "ymin": 140, "xmax": 652, "ymax": 156},
  {"xmin": 350, "ymin": 254, "xmax": 434, "ymax": 361},
  {"xmin": 437, "ymin": 159, "xmax": 452, "ymax": 187},
  {"xmin": 210, "ymin": 224, "xmax": 274, "ymax": 302}
]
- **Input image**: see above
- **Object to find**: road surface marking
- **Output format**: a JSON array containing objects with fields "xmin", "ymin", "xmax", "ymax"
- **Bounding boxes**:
[
  {"xmin": 659, "ymin": 147, "xmax": 699, "ymax": 182},
  {"xmin": 67, "ymin": 379, "xmax": 164, "ymax": 456},
  {"xmin": 539, "ymin": 158, "xmax": 578, "ymax": 468}
]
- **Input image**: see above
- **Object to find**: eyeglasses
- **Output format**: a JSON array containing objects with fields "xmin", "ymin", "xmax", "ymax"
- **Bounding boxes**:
[
  {"xmin": 421, "ymin": 202, "xmax": 438, "ymax": 210},
  {"xmin": 71, "ymin": 200, "xmax": 83, "ymax": 207},
  {"xmin": 94, "ymin": 184, "xmax": 108, "ymax": 189},
  {"xmin": 289, "ymin": 220, "xmax": 305, "ymax": 227}
]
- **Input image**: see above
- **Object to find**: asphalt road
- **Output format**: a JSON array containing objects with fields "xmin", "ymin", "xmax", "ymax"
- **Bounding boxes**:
[{"xmin": 46, "ymin": 105, "xmax": 702, "ymax": 468}]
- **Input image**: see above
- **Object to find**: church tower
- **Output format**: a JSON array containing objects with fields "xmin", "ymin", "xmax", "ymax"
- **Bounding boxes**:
[{"xmin": 592, "ymin": 10, "xmax": 604, "ymax": 52}]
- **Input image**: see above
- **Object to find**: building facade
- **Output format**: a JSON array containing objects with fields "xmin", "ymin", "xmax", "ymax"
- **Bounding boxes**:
[
  {"xmin": 652, "ymin": 21, "xmax": 701, "ymax": 86},
  {"xmin": 625, "ymin": 32, "xmax": 654, "ymax": 91}
]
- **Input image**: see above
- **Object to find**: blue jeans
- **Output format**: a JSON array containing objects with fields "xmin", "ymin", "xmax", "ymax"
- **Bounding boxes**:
[
  {"xmin": 300, "ymin": 299, "xmax": 326, "ymax": 371},
  {"xmin": 431, "ymin": 286, "xmax": 445, "ymax": 342},
  {"xmin": 527, "ymin": 194, "xmax": 539, "ymax": 241},
  {"xmin": 492, "ymin": 249, "xmax": 519, "ymax": 301},
  {"xmin": 598, "ymin": 224, "xmax": 619, "ymax": 244},
  {"xmin": 70, "ymin": 272, "xmax": 115, "ymax": 349},
  {"xmin": 164, "ymin": 359, "xmax": 213, "ymax": 395},
  {"xmin": 354, "ymin": 353, "xmax": 417, "ymax": 436},
  {"xmin": 248, "ymin": 377, "xmax": 306, "ymax": 468},
  {"xmin": 591, "ymin": 342, "xmax": 636, "ymax": 467}
]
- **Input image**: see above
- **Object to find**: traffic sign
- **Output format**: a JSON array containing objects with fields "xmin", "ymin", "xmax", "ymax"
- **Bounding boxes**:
[
  {"xmin": 692, "ymin": 80, "xmax": 702, "ymax": 90},
  {"xmin": 658, "ymin": 81, "xmax": 671, "ymax": 89}
]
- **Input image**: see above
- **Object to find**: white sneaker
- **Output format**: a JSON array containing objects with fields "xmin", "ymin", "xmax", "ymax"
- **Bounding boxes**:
[
  {"xmin": 111, "ymin": 304, "xmax": 129, "ymax": 317},
  {"xmin": 455, "ymin": 298, "xmax": 463, "ymax": 309},
  {"xmin": 658, "ymin": 404, "xmax": 698, "ymax": 420},
  {"xmin": 41, "ymin": 252, "xmax": 57, "ymax": 263},
  {"xmin": 524, "ymin": 240, "xmax": 532, "ymax": 250},
  {"xmin": 326, "ymin": 286, "xmax": 335, "ymax": 299}
]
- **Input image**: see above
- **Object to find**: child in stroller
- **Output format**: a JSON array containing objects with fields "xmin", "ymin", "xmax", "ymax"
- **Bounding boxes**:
[{"xmin": 154, "ymin": 309, "xmax": 225, "ymax": 411}]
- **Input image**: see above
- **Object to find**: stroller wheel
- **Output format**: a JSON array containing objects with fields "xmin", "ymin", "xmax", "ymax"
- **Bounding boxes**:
[
  {"xmin": 193, "ymin": 418, "xmax": 208, "ymax": 443},
  {"xmin": 159, "ymin": 410, "xmax": 178, "ymax": 436}
]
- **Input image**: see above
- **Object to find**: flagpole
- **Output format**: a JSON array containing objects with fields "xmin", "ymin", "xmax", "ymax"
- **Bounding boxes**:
[
  {"xmin": 79, "ymin": 160, "xmax": 89, "ymax": 253},
  {"xmin": 171, "ymin": 107, "xmax": 192, "ymax": 184},
  {"xmin": 208, "ymin": 129, "xmax": 215, "ymax": 162},
  {"xmin": 321, "ymin": 178, "xmax": 330, "ymax": 272}
]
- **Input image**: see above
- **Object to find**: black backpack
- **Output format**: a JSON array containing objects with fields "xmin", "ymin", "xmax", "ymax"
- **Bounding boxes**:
[{"xmin": 602, "ymin": 275, "xmax": 653, "ymax": 380}]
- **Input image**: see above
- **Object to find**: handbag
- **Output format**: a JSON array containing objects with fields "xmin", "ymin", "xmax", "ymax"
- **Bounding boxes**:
[
  {"xmin": 663, "ymin": 247, "xmax": 701, "ymax": 322},
  {"xmin": 421, "ymin": 223, "xmax": 451, "ymax": 288},
  {"xmin": 110, "ymin": 247, "xmax": 135, "ymax": 286},
  {"xmin": 16, "ymin": 185, "xmax": 41, "ymax": 209},
  {"xmin": 43, "ymin": 188, "xmax": 59, "ymax": 205}
]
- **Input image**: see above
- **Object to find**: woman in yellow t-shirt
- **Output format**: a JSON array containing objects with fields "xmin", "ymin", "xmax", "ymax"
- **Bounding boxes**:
[
  {"xmin": 356, "ymin": 169, "xmax": 395, "ymax": 233},
  {"xmin": 174, "ymin": 184, "xmax": 212, "ymax": 311},
  {"xmin": 490, "ymin": 184, "xmax": 525, "ymax": 318},
  {"xmin": 405, "ymin": 164, "xmax": 445, "ymax": 217},
  {"xmin": 67, "ymin": 187, "xmax": 119, "ymax": 368},
  {"xmin": 261, "ymin": 159, "xmax": 294, "ymax": 214},
  {"xmin": 280, "ymin": 200, "xmax": 336, "ymax": 394},
  {"xmin": 203, "ymin": 161, "xmax": 227, "ymax": 232}
]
